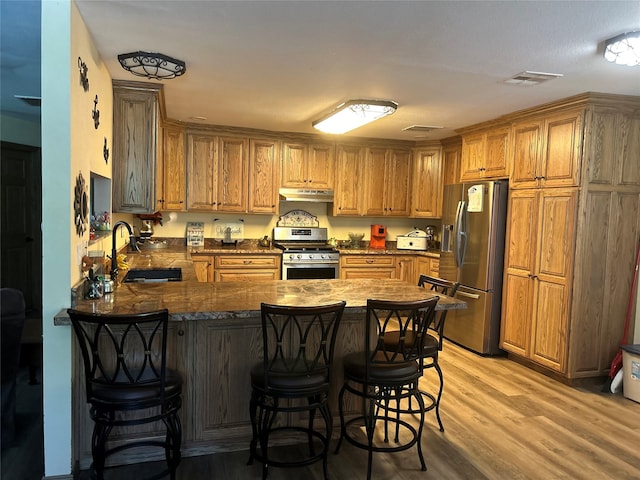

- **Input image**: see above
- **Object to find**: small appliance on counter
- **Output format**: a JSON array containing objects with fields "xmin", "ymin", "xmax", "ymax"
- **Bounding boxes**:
[
  {"xmin": 369, "ymin": 224, "xmax": 386, "ymax": 249},
  {"xmin": 396, "ymin": 228, "xmax": 428, "ymax": 251}
]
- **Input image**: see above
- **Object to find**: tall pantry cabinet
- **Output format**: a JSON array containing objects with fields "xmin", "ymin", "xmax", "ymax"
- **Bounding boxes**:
[{"xmin": 499, "ymin": 94, "xmax": 640, "ymax": 380}]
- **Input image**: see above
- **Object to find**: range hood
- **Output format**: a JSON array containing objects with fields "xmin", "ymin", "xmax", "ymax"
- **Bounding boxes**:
[{"xmin": 279, "ymin": 187, "xmax": 334, "ymax": 203}]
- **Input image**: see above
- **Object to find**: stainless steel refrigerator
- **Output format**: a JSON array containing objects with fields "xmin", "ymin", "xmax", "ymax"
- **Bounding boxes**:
[{"xmin": 439, "ymin": 180, "xmax": 508, "ymax": 355}]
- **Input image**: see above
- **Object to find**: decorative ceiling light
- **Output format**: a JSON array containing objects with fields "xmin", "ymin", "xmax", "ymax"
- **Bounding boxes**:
[
  {"xmin": 117, "ymin": 51, "xmax": 187, "ymax": 80},
  {"xmin": 603, "ymin": 31, "xmax": 640, "ymax": 66},
  {"xmin": 312, "ymin": 99, "xmax": 398, "ymax": 134}
]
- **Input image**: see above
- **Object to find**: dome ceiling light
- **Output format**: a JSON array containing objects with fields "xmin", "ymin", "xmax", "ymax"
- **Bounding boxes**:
[
  {"xmin": 603, "ymin": 31, "xmax": 640, "ymax": 66},
  {"xmin": 117, "ymin": 51, "xmax": 187, "ymax": 80}
]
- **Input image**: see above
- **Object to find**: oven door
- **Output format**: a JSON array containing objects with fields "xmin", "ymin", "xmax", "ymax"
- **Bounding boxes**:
[{"xmin": 282, "ymin": 262, "xmax": 339, "ymax": 280}]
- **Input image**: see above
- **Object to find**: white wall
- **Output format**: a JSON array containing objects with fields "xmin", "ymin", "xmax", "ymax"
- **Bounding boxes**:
[
  {"xmin": 41, "ymin": 1, "xmax": 72, "ymax": 475},
  {"xmin": 41, "ymin": 1, "xmax": 113, "ymax": 476}
]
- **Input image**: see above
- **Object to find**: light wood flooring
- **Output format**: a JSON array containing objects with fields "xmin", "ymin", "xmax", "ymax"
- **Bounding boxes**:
[
  {"xmin": 55, "ymin": 342, "xmax": 640, "ymax": 479},
  {"xmin": 72, "ymin": 343, "xmax": 640, "ymax": 480}
]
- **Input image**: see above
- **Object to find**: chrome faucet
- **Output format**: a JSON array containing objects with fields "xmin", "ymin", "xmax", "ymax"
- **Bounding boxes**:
[{"xmin": 110, "ymin": 221, "xmax": 140, "ymax": 283}]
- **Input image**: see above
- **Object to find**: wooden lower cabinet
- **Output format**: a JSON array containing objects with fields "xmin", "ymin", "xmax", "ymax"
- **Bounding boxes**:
[
  {"xmin": 214, "ymin": 255, "xmax": 280, "ymax": 282},
  {"xmin": 192, "ymin": 253, "xmax": 280, "ymax": 283},
  {"xmin": 415, "ymin": 256, "xmax": 439, "ymax": 280},
  {"xmin": 396, "ymin": 255, "xmax": 416, "ymax": 283},
  {"xmin": 500, "ymin": 188, "xmax": 577, "ymax": 372},
  {"xmin": 192, "ymin": 254, "xmax": 214, "ymax": 282},
  {"xmin": 340, "ymin": 253, "xmax": 439, "ymax": 282},
  {"xmin": 340, "ymin": 255, "xmax": 396, "ymax": 279}
]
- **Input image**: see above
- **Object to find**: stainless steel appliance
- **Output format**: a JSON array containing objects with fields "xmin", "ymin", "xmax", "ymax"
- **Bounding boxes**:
[
  {"xmin": 439, "ymin": 180, "xmax": 508, "ymax": 355},
  {"xmin": 273, "ymin": 227, "xmax": 339, "ymax": 280}
]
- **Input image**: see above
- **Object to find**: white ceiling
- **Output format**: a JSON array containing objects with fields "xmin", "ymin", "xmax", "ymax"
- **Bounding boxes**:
[{"xmin": 2, "ymin": 1, "xmax": 639, "ymax": 140}]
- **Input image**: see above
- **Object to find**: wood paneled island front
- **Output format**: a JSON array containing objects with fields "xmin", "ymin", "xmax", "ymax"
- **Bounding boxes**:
[{"xmin": 57, "ymin": 253, "xmax": 465, "ymax": 469}]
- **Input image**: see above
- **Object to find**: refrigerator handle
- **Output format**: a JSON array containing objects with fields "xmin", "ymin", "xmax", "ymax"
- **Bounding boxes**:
[{"xmin": 454, "ymin": 200, "xmax": 468, "ymax": 268}]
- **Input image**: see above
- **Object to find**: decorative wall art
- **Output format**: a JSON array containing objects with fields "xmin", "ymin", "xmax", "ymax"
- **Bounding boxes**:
[
  {"xmin": 74, "ymin": 172, "xmax": 88, "ymax": 236},
  {"xmin": 78, "ymin": 57, "xmax": 89, "ymax": 91},
  {"xmin": 103, "ymin": 137, "xmax": 109, "ymax": 164},
  {"xmin": 92, "ymin": 95, "xmax": 100, "ymax": 129}
]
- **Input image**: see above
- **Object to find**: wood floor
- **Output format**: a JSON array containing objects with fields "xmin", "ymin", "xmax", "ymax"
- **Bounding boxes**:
[{"xmin": 58, "ymin": 342, "xmax": 640, "ymax": 479}]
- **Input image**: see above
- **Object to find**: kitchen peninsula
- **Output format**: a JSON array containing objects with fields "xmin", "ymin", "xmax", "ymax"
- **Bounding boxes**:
[{"xmin": 56, "ymin": 250, "xmax": 464, "ymax": 469}]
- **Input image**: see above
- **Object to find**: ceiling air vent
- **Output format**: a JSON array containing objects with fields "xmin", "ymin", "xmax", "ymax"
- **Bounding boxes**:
[
  {"xmin": 503, "ymin": 71, "xmax": 563, "ymax": 86},
  {"xmin": 402, "ymin": 125, "xmax": 444, "ymax": 133},
  {"xmin": 14, "ymin": 95, "xmax": 41, "ymax": 107}
]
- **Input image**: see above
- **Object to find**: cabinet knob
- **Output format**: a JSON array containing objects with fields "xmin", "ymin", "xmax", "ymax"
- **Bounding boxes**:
[{"xmin": 178, "ymin": 329, "xmax": 185, "ymax": 336}]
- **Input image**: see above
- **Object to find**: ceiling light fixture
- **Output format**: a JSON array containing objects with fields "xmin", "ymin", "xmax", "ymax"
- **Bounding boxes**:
[
  {"xmin": 117, "ymin": 51, "xmax": 187, "ymax": 80},
  {"xmin": 312, "ymin": 99, "xmax": 398, "ymax": 134},
  {"xmin": 603, "ymin": 31, "xmax": 640, "ymax": 66}
]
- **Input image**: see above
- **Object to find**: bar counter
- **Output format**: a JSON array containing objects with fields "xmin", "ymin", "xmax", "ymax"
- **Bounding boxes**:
[{"xmin": 58, "ymin": 251, "xmax": 465, "ymax": 469}]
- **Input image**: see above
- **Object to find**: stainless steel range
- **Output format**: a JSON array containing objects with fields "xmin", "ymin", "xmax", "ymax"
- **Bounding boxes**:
[{"xmin": 273, "ymin": 227, "xmax": 339, "ymax": 280}]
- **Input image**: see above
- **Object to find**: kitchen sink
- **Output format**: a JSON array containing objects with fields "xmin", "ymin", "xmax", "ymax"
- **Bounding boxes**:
[{"xmin": 123, "ymin": 268, "xmax": 182, "ymax": 283}]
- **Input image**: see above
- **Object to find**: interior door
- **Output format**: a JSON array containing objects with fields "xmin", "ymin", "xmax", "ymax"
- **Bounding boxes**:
[{"xmin": 0, "ymin": 142, "xmax": 42, "ymax": 316}]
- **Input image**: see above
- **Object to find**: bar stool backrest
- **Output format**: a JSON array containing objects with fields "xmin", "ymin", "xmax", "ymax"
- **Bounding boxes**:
[
  {"xmin": 260, "ymin": 301, "xmax": 346, "ymax": 393},
  {"xmin": 67, "ymin": 309, "xmax": 170, "ymax": 408},
  {"xmin": 366, "ymin": 297, "xmax": 439, "ymax": 368},
  {"xmin": 417, "ymin": 275, "xmax": 460, "ymax": 350}
]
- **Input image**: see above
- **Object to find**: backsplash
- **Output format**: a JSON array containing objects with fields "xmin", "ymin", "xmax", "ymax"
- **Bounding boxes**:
[{"xmin": 121, "ymin": 203, "xmax": 442, "ymax": 244}]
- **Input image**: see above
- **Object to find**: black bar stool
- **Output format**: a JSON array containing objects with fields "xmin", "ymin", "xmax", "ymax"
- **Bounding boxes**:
[
  {"xmin": 248, "ymin": 301, "xmax": 346, "ymax": 479},
  {"xmin": 383, "ymin": 274, "xmax": 460, "ymax": 431},
  {"xmin": 67, "ymin": 308, "xmax": 182, "ymax": 480},
  {"xmin": 334, "ymin": 297, "xmax": 439, "ymax": 480}
]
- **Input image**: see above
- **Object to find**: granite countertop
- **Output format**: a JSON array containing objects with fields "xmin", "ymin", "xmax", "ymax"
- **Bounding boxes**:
[
  {"xmin": 337, "ymin": 247, "xmax": 440, "ymax": 257},
  {"xmin": 137, "ymin": 238, "xmax": 439, "ymax": 257},
  {"xmin": 58, "ymin": 276, "xmax": 465, "ymax": 324}
]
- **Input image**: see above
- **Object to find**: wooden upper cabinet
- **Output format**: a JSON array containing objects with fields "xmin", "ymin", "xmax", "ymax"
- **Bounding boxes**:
[
  {"xmin": 460, "ymin": 127, "xmax": 510, "ymax": 181},
  {"xmin": 307, "ymin": 143, "xmax": 335, "ymax": 188},
  {"xmin": 186, "ymin": 133, "xmax": 217, "ymax": 211},
  {"xmin": 217, "ymin": 136, "xmax": 248, "ymax": 212},
  {"xmin": 411, "ymin": 147, "xmax": 443, "ymax": 218},
  {"xmin": 442, "ymin": 140, "xmax": 461, "ymax": 185},
  {"xmin": 248, "ymin": 138, "xmax": 280, "ymax": 214},
  {"xmin": 333, "ymin": 144, "xmax": 365, "ymax": 216},
  {"xmin": 185, "ymin": 133, "xmax": 248, "ymax": 212},
  {"xmin": 362, "ymin": 147, "xmax": 387, "ymax": 216},
  {"xmin": 541, "ymin": 110, "xmax": 583, "ymax": 188},
  {"xmin": 460, "ymin": 133, "xmax": 484, "ymax": 180},
  {"xmin": 586, "ymin": 107, "xmax": 640, "ymax": 187},
  {"xmin": 112, "ymin": 82, "xmax": 161, "ymax": 213},
  {"xmin": 281, "ymin": 142, "xmax": 306, "ymax": 187},
  {"xmin": 161, "ymin": 125, "xmax": 186, "ymax": 211},
  {"xmin": 386, "ymin": 148, "xmax": 412, "ymax": 216},
  {"xmin": 281, "ymin": 142, "xmax": 334, "ymax": 189},
  {"xmin": 511, "ymin": 110, "xmax": 583, "ymax": 189},
  {"xmin": 362, "ymin": 147, "xmax": 412, "ymax": 217},
  {"xmin": 510, "ymin": 120, "xmax": 543, "ymax": 189}
]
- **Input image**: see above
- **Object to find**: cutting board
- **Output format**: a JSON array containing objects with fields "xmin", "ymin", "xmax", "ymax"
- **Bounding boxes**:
[{"xmin": 213, "ymin": 220, "xmax": 244, "ymax": 243}]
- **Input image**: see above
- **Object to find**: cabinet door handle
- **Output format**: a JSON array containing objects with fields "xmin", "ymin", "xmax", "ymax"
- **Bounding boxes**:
[
  {"xmin": 243, "ymin": 260, "xmax": 252, "ymax": 264},
  {"xmin": 366, "ymin": 259, "xmax": 374, "ymax": 264},
  {"xmin": 178, "ymin": 329, "xmax": 185, "ymax": 336}
]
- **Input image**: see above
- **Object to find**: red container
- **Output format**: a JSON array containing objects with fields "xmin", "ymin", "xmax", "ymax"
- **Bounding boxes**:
[{"xmin": 370, "ymin": 224, "xmax": 386, "ymax": 249}]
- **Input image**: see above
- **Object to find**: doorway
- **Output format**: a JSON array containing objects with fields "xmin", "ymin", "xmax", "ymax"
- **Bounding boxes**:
[{"xmin": 0, "ymin": 141, "xmax": 43, "ymax": 480}]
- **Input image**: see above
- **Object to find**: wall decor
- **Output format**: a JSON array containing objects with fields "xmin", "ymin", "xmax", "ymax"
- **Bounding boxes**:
[
  {"xmin": 92, "ymin": 95, "xmax": 100, "ymax": 129},
  {"xmin": 78, "ymin": 57, "xmax": 89, "ymax": 91},
  {"xmin": 74, "ymin": 172, "xmax": 88, "ymax": 236},
  {"xmin": 103, "ymin": 137, "xmax": 109, "ymax": 164}
]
